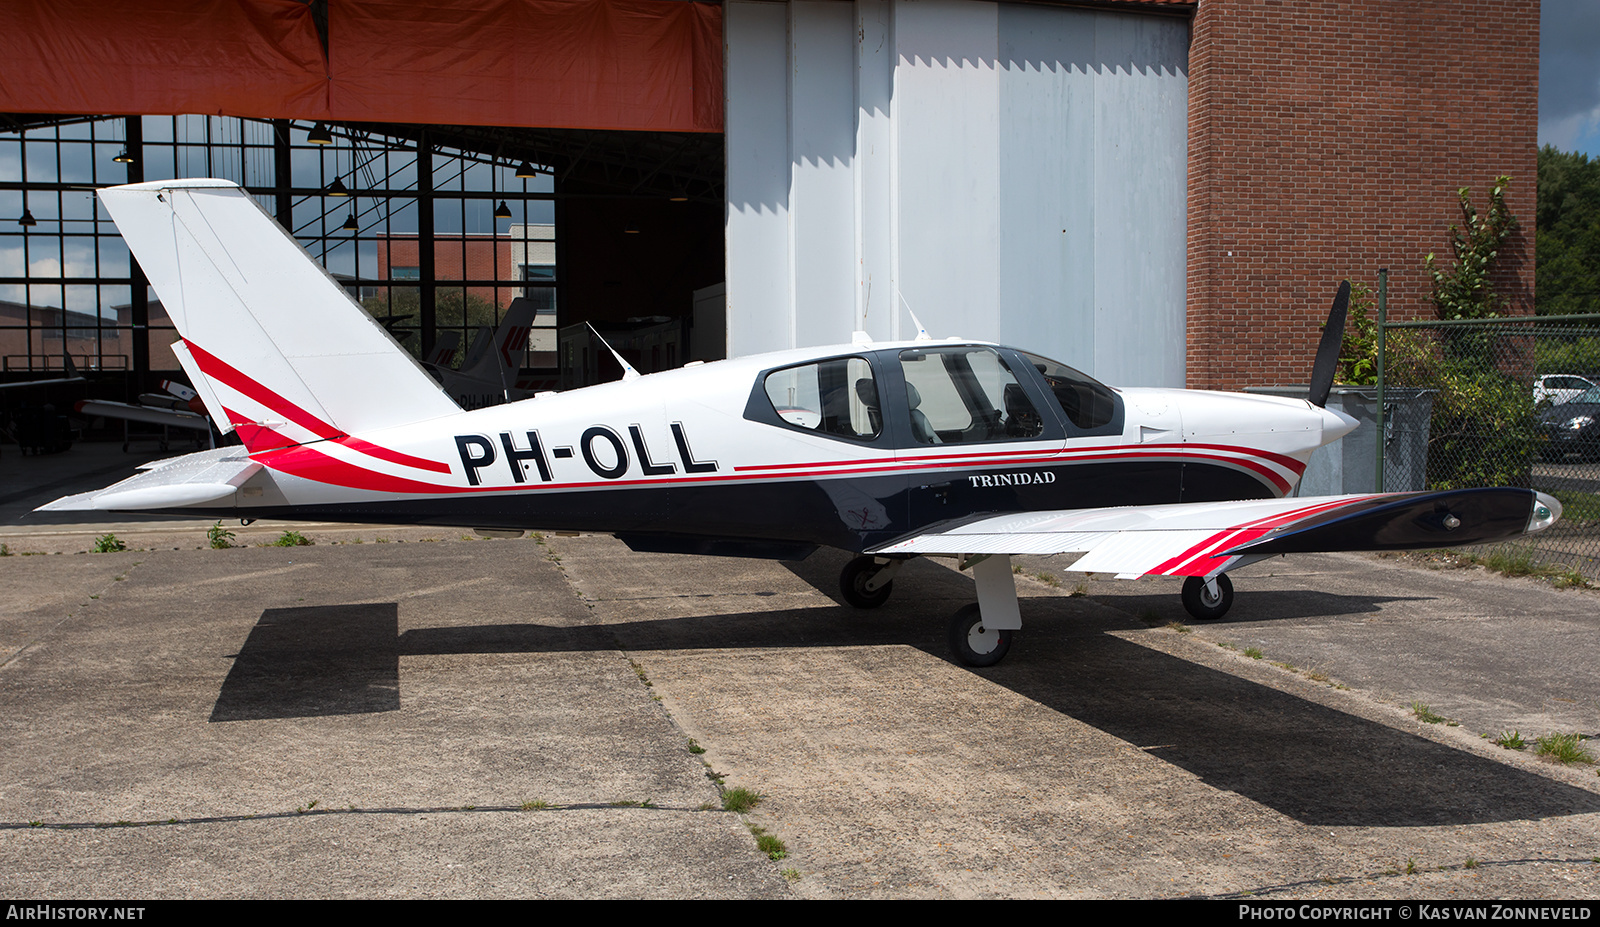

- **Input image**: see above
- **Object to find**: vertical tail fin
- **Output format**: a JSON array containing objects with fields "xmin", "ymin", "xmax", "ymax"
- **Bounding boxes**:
[
  {"xmin": 456, "ymin": 296, "xmax": 537, "ymax": 389},
  {"xmin": 99, "ymin": 180, "xmax": 459, "ymax": 449}
]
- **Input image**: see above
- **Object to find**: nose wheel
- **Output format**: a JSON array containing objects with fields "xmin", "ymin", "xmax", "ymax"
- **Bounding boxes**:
[
  {"xmin": 1181, "ymin": 574, "xmax": 1233, "ymax": 621},
  {"xmin": 948, "ymin": 603, "xmax": 1012, "ymax": 667}
]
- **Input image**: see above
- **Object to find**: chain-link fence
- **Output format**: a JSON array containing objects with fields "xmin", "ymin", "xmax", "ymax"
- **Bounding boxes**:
[{"xmin": 1378, "ymin": 314, "xmax": 1600, "ymax": 578}]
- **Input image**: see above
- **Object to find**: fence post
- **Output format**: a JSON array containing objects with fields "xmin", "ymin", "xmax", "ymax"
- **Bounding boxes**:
[{"xmin": 1375, "ymin": 268, "xmax": 1388, "ymax": 493}]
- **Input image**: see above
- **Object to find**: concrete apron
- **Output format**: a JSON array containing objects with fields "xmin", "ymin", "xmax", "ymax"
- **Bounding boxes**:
[{"xmin": 0, "ymin": 523, "xmax": 1597, "ymax": 898}]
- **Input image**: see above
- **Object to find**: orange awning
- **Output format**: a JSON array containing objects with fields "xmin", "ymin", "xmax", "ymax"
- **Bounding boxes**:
[{"xmin": 0, "ymin": 0, "xmax": 723, "ymax": 132}]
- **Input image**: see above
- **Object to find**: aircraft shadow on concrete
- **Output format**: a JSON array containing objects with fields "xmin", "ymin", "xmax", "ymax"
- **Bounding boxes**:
[
  {"xmin": 211, "ymin": 603, "xmax": 401, "ymax": 722},
  {"xmin": 209, "ymin": 576, "xmax": 1600, "ymax": 827}
]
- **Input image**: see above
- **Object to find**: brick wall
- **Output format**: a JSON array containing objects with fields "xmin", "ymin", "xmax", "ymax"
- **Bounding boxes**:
[
  {"xmin": 1180, "ymin": 0, "xmax": 1539, "ymax": 390},
  {"xmin": 375, "ymin": 235, "xmax": 518, "ymax": 309}
]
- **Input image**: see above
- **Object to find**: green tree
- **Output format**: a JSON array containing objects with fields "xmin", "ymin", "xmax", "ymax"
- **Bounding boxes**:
[{"xmin": 1536, "ymin": 145, "xmax": 1600, "ymax": 316}]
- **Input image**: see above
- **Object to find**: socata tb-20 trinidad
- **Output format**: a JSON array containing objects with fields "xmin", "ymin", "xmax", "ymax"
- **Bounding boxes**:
[{"xmin": 43, "ymin": 180, "xmax": 1560, "ymax": 666}]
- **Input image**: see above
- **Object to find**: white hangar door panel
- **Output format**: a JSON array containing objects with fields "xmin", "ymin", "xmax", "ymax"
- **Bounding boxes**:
[{"xmin": 725, "ymin": 0, "xmax": 1188, "ymax": 388}]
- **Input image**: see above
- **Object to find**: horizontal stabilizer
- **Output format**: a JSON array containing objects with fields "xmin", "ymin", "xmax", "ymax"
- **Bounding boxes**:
[
  {"xmin": 38, "ymin": 448, "xmax": 261, "ymax": 513},
  {"xmin": 869, "ymin": 489, "xmax": 1561, "ymax": 579}
]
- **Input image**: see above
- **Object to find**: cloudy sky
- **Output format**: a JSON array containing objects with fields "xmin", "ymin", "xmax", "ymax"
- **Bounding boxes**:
[{"xmin": 1541, "ymin": 0, "xmax": 1600, "ymax": 155}]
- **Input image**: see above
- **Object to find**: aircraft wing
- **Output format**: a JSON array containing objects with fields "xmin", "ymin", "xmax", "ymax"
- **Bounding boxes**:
[
  {"xmin": 869, "ymin": 489, "xmax": 1561, "ymax": 579},
  {"xmin": 37, "ymin": 447, "xmax": 261, "ymax": 512}
]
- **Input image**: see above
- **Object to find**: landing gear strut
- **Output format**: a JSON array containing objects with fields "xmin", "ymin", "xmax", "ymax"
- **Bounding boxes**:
[
  {"xmin": 946, "ymin": 554, "xmax": 1023, "ymax": 668},
  {"xmin": 839, "ymin": 555, "xmax": 905, "ymax": 609},
  {"xmin": 1181, "ymin": 573, "xmax": 1233, "ymax": 621}
]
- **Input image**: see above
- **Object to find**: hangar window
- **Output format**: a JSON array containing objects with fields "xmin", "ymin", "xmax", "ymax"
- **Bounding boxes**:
[{"xmin": 762, "ymin": 356, "xmax": 881, "ymax": 441}]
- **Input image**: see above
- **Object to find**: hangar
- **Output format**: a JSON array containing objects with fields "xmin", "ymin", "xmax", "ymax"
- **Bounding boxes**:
[{"xmin": 0, "ymin": 0, "xmax": 1538, "ymax": 402}]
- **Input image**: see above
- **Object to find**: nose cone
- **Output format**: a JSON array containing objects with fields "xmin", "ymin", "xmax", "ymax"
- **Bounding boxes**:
[{"xmin": 1319, "ymin": 403, "xmax": 1359, "ymax": 444}]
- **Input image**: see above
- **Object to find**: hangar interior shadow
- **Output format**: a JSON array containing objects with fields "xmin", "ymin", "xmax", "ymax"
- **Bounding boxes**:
[{"xmin": 207, "ymin": 551, "xmax": 1600, "ymax": 828}]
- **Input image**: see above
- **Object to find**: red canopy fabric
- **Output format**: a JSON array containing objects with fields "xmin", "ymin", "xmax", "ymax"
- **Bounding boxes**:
[
  {"xmin": 0, "ymin": 0, "xmax": 328, "ymax": 119},
  {"xmin": 0, "ymin": 0, "xmax": 724, "ymax": 132}
]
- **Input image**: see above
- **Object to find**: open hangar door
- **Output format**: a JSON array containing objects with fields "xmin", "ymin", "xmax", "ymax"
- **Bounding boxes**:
[
  {"xmin": 1, "ymin": 0, "xmax": 726, "ymax": 403},
  {"xmin": 725, "ymin": 0, "xmax": 1189, "ymax": 388}
]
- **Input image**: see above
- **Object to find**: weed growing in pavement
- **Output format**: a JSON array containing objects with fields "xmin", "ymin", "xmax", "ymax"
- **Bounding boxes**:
[
  {"xmin": 1411, "ymin": 702, "xmax": 1448, "ymax": 724},
  {"xmin": 1243, "ymin": 647, "xmax": 1263, "ymax": 659},
  {"xmin": 750, "ymin": 825, "xmax": 787, "ymax": 860},
  {"xmin": 1533, "ymin": 732, "xmax": 1596, "ymax": 765},
  {"xmin": 272, "ymin": 530, "xmax": 312, "ymax": 547},
  {"xmin": 207, "ymin": 522, "xmax": 235, "ymax": 549},
  {"xmin": 722, "ymin": 787, "xmax": 761, "ymax": 813},
  {"xmin": 1493, "ymin": 730, "xmax": 1527, "ymax": 750},
  {"xmin": 92, "ymin": 534, "xmax": 126, "ymax": 553}
]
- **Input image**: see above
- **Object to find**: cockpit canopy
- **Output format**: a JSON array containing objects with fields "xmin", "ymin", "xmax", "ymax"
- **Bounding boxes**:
[{"xmin": 747, "ymin": 344, "xmax": 1121, "ymax": 446}]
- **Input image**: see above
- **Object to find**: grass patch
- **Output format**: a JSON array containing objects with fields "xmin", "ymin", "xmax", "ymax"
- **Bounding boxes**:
[
  {"xmin": 92, "ymin": 534, "xmax": 126, "ymax": 553},
  {"xmin": 722, "ymin": 787, "xmax": 761, "ymax": 813},
  {"xmin": 520, "ymin": 800, "xmax": 555, "ymax": 811},
  {"xmin": 750, "ymin": 825, "xmax": 787, "ymax": 860},
  {"xmin": 1411, "ymin": 702, "xmax": 1448, "ymax": 724},
  {"xmin": 1533, "ymin": 732, "xmax": 1596, "ymax": 765},
  {"xmin": 1243, "ymin": 647, "xmax": 1263, "ymax": 660},
  {"xmin": 1493, "ymin": 730, "xmax": 1527, "ymax": 750},
  {"xmin": 1069, "ymin": 582, "xmax": 1088, "ymax": 597},
  {"xmin": 1165, "ymin": 621, "xmax": 1190, "ymax": 634},
  {"xmin": 272, "ymin": 530, "xmax": 313, "ymax": 547}
]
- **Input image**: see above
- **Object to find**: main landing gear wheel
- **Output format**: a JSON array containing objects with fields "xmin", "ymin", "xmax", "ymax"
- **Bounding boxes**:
[
  {"xmin": 948, "ymin": 603, "xmax": 1012, "ymax": 668},
  {"xmin": 1181, "ymin": 574, "xmax": 1234, "ymax": 621},
  {"xmin": 840, "ymin": 555, "xmax": 893, "ymax": 609}
]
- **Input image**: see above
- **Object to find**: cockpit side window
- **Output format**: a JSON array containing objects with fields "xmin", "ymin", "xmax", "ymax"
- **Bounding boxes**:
[
  {"xmin": 760, "ymin": 356, "xmax": 881, "ymax": 441},
  {"xmin": 898, "ymin": 347, "xmax": 1045, "ymax": 445},
  {"xmin": 1019, "ymin": 351, "xmax": 1117, "ymax": 430}
]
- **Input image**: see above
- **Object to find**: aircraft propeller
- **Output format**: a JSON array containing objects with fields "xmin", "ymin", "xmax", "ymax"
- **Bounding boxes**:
[{"xmin": 1307, "ymin": 280, "xmax": 1351, "ymax": 408}]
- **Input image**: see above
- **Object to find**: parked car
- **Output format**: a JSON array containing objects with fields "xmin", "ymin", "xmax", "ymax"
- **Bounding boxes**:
[
  {"xmin": 1538, "ymin": 385, "xmax": 1600, "ymax": 461},
  {"xmin": 1534, "ymin": 374, "xmax": 1596, "ymax": 406}
]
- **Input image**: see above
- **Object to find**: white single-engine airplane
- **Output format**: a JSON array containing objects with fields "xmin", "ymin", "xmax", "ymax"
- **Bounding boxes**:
[{"xmin": 42, "ymin": 180, "xmax": 1562, "ymax": 666}]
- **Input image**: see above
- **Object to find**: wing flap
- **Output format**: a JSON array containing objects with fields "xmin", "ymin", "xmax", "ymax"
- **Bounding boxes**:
[{"xmin": 869, "ymin": 489, "xmax": 1561, "ymax": 579}]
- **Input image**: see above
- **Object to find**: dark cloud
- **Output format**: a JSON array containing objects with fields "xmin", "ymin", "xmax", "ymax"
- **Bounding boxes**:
[{"xmin": 1541, "ymin": 0, "xmax": 1600, "ymax": 150}]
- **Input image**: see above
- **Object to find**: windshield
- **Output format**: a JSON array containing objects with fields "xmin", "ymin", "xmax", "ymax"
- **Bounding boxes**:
[{"xmin": 1017, "ymin": 351, "xmax": 1117, "ymax": 430}]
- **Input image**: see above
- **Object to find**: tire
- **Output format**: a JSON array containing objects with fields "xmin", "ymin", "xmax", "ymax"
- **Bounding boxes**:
[
  {"xmin": 948, "ymin": 603, "xmax": 1012, "ymax": 667},
  {"xmin": 1181, "ymin": 574, "xmax": 1234, "ymax": 621},
  {"xmin": 839, "ymin": 555, "xmax": 893, "ymax": 609}
]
